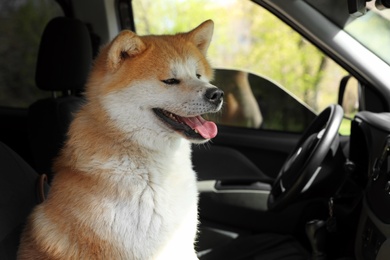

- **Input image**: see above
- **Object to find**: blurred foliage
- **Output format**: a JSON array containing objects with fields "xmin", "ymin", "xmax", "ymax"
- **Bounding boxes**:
[{"xmin": 0, "ymin": 0, "xmax": 62, "ymax": 107}]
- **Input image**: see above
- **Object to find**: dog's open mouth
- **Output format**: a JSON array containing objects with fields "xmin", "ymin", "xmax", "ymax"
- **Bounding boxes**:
[{"xmin": 153, "ymin": 108, "xmax": 217, "ymax": 140}]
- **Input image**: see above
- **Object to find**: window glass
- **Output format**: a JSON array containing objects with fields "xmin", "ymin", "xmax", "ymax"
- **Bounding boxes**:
[
  {"xmin": 132, "ymin": 0, "xmax": 353, "ymax": 133},
  {"xmin": 0, "ymin": 0, "xmax": 63, "ymax": 107},
  {"xmin": 345, "ymin": 2, "xmax": 390, "ymax": 65}
]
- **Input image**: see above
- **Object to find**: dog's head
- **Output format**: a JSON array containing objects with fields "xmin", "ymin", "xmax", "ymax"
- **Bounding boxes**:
[{"xmin": 87, "ymin": 20, "xmax": 223, "ymax": 146}]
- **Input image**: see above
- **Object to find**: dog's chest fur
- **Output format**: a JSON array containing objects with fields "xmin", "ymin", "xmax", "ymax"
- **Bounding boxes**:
[
  {"xmin": 24, "ymin": 139, "xmax": 199, "ymax": 260},
  {"xmin": 94, "ymin": 143, "xmax": 199, "ymax": 259}
]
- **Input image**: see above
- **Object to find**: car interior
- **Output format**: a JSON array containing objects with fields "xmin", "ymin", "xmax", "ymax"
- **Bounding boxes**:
[{"xmin": 1, "ymin": 0, "xmax": 390, "ymax": 259}]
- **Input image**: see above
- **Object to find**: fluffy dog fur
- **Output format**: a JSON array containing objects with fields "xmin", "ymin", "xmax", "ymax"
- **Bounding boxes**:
[{"xmin": 18, "ymin": 20, "xmax": 223, "ymax": 259}]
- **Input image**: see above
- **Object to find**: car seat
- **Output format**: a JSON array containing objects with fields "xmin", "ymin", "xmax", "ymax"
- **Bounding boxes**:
[
  {"xmin": 28, "ymin": 17, "xmax": 92, "ymax": 180},
  {"xmin": 0, "ymin": 142, "xmax": 48, "ymax": 260}
]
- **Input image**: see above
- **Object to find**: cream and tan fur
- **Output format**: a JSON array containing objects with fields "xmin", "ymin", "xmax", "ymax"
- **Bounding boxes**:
[{"xmin": 18, "ymin": 20, "xmax": 222, "ymax": 259}]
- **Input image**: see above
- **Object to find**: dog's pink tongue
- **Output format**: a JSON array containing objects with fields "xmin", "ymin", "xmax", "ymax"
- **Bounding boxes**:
[{"xmin": 182, "ymin": 116, "xmax": 218, "ymax": 139}]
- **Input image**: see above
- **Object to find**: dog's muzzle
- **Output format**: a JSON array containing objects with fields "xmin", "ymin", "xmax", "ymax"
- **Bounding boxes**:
[{"xmin": 205, "ymin": 88, "xmax": 224, "ymax": 106}]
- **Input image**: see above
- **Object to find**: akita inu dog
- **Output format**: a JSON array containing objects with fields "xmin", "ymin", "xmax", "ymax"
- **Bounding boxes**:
[{"xmin": 18, "ymin": 20, "xmax": 223, "ymax": 260}]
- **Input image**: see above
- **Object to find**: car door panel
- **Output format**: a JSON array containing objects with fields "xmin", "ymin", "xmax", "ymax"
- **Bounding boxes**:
[
  {"xmin": 193, "ymin": 127, "xmax": 301, "ymax": 181},
  {"xmin": 193, "ymin": 128, "xmax": 305, "ymax": 232}
]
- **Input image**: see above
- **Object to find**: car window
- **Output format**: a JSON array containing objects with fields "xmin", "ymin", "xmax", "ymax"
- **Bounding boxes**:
[
  {"xmin": 206, "ymin": 69, "xmax": 316, "ymax": 132},
  {"xmin": 345, "ymin": 2, "xmax": 390, "ymax": 65},
  {"xmin": 131, "ymin": 0, "xmax": 356, "ymax": 133},
  {"xmin": 0, "ymin": 0, "xmax": 63, "ymax": 108}
]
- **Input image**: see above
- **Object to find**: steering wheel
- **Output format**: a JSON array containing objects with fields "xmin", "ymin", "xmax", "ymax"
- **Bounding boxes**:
[{"xmin": 267, "ymin": 104, "xmax": 344, "ymax": 211}]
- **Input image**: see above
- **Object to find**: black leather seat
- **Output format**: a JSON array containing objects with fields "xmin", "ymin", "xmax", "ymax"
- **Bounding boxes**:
[
  {"xmin": 0, "ymin": 142, "xmax": 47, "ymax": 260},
  {"xmin": 28, "ymin": 17, "xmax": 92, "ymax": 180}
]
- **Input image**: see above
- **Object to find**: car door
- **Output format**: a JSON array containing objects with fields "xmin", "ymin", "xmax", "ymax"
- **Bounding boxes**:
[{"xmin": 191, "ymin": 69, "xmax": 318, "ymax": 235}]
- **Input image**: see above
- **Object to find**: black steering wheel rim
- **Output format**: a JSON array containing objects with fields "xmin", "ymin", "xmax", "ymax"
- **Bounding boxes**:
[{"xmin": 267, "ymin": 104, "xmax": 344, "ymax": 211}]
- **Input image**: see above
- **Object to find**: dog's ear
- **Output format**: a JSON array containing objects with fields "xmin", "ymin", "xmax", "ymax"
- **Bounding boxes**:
[
  {"xmin": 186, "ymin": 20, "xmax": 214, "ymax": 55},
  {"xmin": 107, "ymin": 30, "xmax": 146, "ymax": 71}
]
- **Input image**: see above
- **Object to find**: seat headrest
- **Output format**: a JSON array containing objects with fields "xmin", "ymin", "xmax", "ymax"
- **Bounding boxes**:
[{"xmin": 35, "ymin": 17, "xmax": 92, "ymax": 92}]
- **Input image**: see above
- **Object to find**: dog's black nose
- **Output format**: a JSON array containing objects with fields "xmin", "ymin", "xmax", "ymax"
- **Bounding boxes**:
[{"xmin": 205, "ymin": 88, "xmax": 224, "ymax": 104}]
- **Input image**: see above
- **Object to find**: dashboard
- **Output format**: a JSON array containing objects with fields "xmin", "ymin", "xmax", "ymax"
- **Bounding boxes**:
[{"xmin": 350, "ymin": 111, "xmax": 390, "ymax": 260}]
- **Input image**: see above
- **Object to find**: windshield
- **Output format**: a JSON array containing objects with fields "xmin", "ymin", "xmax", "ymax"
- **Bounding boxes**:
[{"xmin": 344, "ymin": 2, "xmax": 390, "ymax": 65}]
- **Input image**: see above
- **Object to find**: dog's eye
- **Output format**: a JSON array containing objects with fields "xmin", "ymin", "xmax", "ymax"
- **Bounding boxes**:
[
  {"xmin": 196, "ymin": 74, "xmax": 201, "ymax": 79},
  {"xmin": 162, "ymin": 78, "xmax": 180, "ymax": 85}
]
